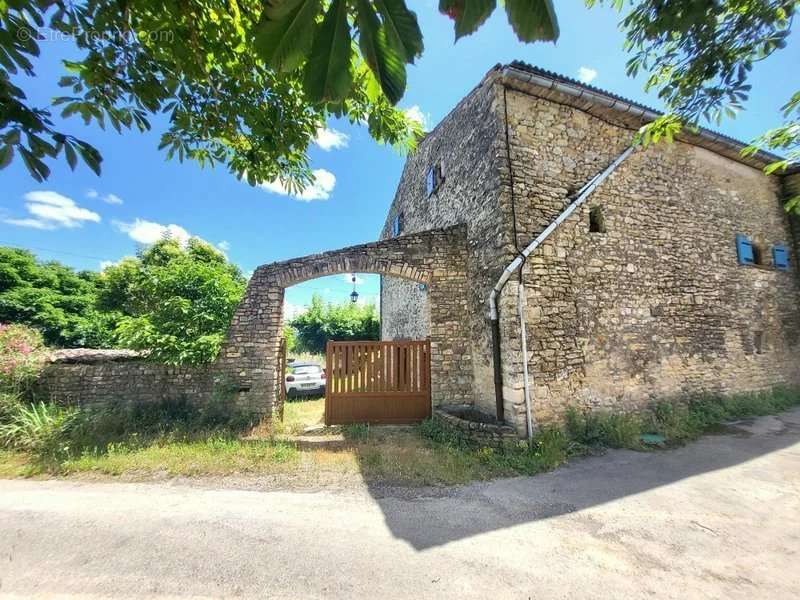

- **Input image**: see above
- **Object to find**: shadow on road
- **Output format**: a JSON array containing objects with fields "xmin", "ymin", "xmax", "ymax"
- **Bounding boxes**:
[{"xmin": 359, "ymin": 408, "xmax": 800, "ymax": 550}]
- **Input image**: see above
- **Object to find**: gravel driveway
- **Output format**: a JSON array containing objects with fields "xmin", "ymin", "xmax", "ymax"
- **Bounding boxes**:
[{"xmin": 1, "ymin": 408, "xmax": 799, "ymax": 599}]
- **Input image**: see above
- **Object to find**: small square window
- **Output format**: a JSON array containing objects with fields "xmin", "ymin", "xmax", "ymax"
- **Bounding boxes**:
[
  {"xmin": 426, "ymin": 163, "xmax": 444, "ymax": 197},
  {"xmin": 589, "ymin": 206, "xmax": 606, "ymax": 234}
]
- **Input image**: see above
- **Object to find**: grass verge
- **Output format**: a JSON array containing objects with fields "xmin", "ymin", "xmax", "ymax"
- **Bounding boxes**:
[{"xmin": 0, "ymin": 387, "xmax": 798, "ymax": 486}]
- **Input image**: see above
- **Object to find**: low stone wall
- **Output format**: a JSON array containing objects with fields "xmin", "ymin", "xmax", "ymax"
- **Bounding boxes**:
[
  {"xmin": 434, "ymin": 405, "xmax": 520, "ymax": 448},
  {"xmin": 35, "ymin": 349, "xmax": 223, "ymax": 412}
]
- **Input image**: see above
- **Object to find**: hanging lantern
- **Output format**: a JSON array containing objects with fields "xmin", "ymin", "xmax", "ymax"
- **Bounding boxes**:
[{"xmin": 350, "ymin": 273, "xmax": 359, "ymax": 303}]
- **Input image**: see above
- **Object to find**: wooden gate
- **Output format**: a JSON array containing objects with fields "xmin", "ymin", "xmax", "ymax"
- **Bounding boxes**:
[{"xmin": 325, "ymin": 340, "xmax": 431, "ymax": 425}]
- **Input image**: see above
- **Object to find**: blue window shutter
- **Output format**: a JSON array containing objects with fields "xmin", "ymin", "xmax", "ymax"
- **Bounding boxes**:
[
  {"xmin": 736, "ymin": 234, "xmax": 754, "ymax": 265},
  {"xmin": 392, "ymin": 215, "xmax": 399, "ymax": 236},
  {"xmin": 773, "ymin": 244, "xmax": 789, "ymax": 271},
  {"xmin": 426, "ymin": 167, "xmax": 434, "ymax": 196}
]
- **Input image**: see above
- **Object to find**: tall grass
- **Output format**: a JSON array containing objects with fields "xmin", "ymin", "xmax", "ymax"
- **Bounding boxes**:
[
  {"xmin": 420, "ymin": 386, "xmax": 800, "ymax": 476},
  {"xmin": 0, "ymin": 395, "xmax": 256, "ymax": 468}
]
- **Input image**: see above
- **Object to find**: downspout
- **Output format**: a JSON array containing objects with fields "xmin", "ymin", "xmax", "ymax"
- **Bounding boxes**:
[
  {"xmin": 489, "ymin": 145, "xmax": 636, "ymax": 440},
  {"xmin": 491, "ymin": 84, "xmax": 525, "ymax": 424}
]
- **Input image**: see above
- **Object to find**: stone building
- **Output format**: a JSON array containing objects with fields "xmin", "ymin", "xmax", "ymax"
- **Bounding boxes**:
[
  {"xmin": 36, "ymin": 62, "xmax": 800, "ymax": 438},
  {"xmin": 380, "ymin": 62, "xmax": 800, "ymax": 436}
]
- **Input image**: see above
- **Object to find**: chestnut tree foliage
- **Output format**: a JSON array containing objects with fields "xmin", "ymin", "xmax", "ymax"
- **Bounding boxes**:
[
  {"xmin": 1, "ymin": 0, "xmax": 795, "ymax": 204},
  {"xmin": 0, "ymin": 0, "xmax": 557, "ymax": 190}
]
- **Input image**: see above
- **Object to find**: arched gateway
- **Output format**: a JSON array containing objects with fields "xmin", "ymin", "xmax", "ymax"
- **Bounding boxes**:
[{"xmin": 214, "ymin": 225, "xmax": 473, "ymax": 420}]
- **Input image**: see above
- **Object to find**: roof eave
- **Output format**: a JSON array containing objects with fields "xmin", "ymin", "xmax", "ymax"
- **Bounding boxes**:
[{"xmin": 500, "ymin": 62, "xmax": 792, "ymax": 174}]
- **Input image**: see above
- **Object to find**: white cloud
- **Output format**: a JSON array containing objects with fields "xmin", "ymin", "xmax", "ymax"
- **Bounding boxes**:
[
  {"xmin": 577, "ymin": 67, "xmax": 598, "ymax": 84},
  {"xmin": 2, "ymin": 191, "xmax": 101, "ymax": 230},
  {"xmin": 342, "ymin": 274, "xmax": 365, "ymax": 285},
  {"xmin": 404, "ymin": 105, "xmax": 430, "ymax": 131},
  {"xmin": 259, "ymin": 168, "xmax": 336, "ymax": 202},
  {"xmin": 87, "ymin": 189, "xmax": 123, "ymax": 204},
  {"xmin": 218, "ymin": 241, "xmax": 231, "ymax": 251},
  {"xmin": 99, "ymin": 260, "xmax": 116, "ymax": 271},
  {"xmin": 113, "ymin": 218, "xmax": 191, "ymax": 246},
  {"xmin": 314, "ymin": 127, "xmax": 349, "ymax": 151}
]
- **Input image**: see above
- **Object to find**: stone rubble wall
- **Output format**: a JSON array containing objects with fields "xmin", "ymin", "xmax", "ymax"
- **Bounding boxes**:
[
  {"xmin": 498, "ymin": 84, "xmax": 800, "ymax": 433},
  {"xmin": 433, "ymin": 406, "xmax": 519, "ymax": 448},
  {"xmin": 35, "ymin": 350, "xmax": 218, "ymax": 410},
  {"xmin": 378, "ymin": 75, "xmax": 509, "ymax": 415},
  {"xmin": 380, "ymin": 277, "xmax": 430, "ymax": 340}
]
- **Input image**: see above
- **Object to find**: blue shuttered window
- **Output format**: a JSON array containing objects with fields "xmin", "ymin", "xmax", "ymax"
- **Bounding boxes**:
[
  {"xmin": 426, "ymin": 167, "xmax": 435, "ymax": 197},
  {"xmin": 773, "ymin": 244, "xmax": 789, "ymax": 271},
  {"xmin": 392, "ymin": 213, "xmax": 404, "ymax": 237},
  {"xmin": 736, "ymin": 234, "xmax": 754, "ymax": 265}
]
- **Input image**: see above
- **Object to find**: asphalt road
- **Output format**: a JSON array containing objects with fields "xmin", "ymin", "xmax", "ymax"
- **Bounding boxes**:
[{"xmin": 1, "ymin": 408, "xmax": 799, "ymax": 599}]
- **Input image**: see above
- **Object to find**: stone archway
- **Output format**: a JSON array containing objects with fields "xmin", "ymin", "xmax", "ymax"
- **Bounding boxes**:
[{"xmin": 214, "ymin": 225, "xmax": 472, "ymax": 420}]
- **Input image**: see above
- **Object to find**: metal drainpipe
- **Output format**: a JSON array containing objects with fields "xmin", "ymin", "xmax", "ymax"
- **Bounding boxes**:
[
  {"xmin": 491, "ymin": 85, "xmax": 526, "ymax": 424},
  {"xmin": 489, "ymin": 145, "xmax": 636, "ymax": 441}
]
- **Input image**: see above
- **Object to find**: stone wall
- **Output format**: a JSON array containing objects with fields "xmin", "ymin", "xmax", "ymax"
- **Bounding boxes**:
[
  {"xmin": 378, "ymin": 74, "xmax": 508, "ymax": 414},
  {"xmin": 498, "ymin": 83, "xmax": 800, "ymax": 432},
  {"xmin": 380, "ymin": 277, "xmax": 429, "ymax": 340},
  {"xmin": 35, "ymin": 350, "xmax": 218, "ymax": 410}
]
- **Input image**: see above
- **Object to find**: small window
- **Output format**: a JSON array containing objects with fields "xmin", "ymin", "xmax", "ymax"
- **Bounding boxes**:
[
  {"xmin": 752, "ymin": 242, "xmax": 766, "ymax": 266},
  {"xmin": 589, "ymin": 206, "xmax": 606, "ymax": 234},
  {"xmin": 426, "ymin": 163, "xmax": 444, "ymax": 197},
  {"xmin": 773, "ymin": 244, "xmax": 790, "ymax": 271},
  {"xmin": 754, "ymin": 331, "xmax": 764, "ymax": 354},
  {"xmin": 392, "ymin": 212, "xmax": 404, "ymax": 237}
]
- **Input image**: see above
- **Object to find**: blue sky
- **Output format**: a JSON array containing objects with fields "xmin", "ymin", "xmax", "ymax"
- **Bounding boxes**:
[{"xmin": 2, "ymin": 0, "xmax": 798, "ymax": 313}]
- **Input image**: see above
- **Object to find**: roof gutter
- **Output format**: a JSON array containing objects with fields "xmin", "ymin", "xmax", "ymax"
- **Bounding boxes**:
[{"xmin": 499, "ymin": 64, "xmax": 783, "ymax": 169}]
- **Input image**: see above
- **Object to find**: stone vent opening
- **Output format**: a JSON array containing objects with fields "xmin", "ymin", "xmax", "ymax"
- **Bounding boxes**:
[
  {"xmin": 589, "ymin": 206, "xmax": 607, "ymax": 234},
  {"xmin": 754, "ymin": 331, "xmax": 764, "ymax": 354}
]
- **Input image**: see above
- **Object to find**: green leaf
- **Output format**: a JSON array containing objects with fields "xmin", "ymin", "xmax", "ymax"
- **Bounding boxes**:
[
  {"xmin": 19, "ymin": 147, "xmax": 49, "ymax": 182},
  {"xmin": 439, "ymin": 0, "xmax": 497, "ymax": 41},
  {"xmin": 255, "ymin": 0, "xmax": 321, "ymax": 72},
  {"xmin": 358, "ymin": 0, "xmax": 407, "ymax": 104},
  {"xmin": 76, "ymin": 143, "xmax": 102, "ymax": 176},
  {"xmin": 303, "ymin": 0, "xmax": 353, "ymax": 102},
  {"xmin": 0, "ymin": 144, "xmax": 13, "ymax": 169},
  {"xmin": 504, "ymin": 0, "xmax": 559, "ymax": 42},
  {"xmin": 374, "ymin": 0, "xmax": 424, "ymax": 62},
  {"xmin": 64, "ymin": 143, "xmax": 78, "ymax": 171}
]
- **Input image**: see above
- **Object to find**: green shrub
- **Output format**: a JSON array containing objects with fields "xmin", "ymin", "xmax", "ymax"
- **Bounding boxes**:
[
  {"xmin": 0, "ymin": 401, "xmax": 76, "ymax": 462},
  {"xmin": 565, "ymin": 407, "xmax": 643, "ymax": 450},
  {"xmin": 289, "ymin": 294, "xmax": 379, "ymax": 354},
  {"xmin": 342, "ymin": 423, "xmax": 370, "ymax": 442},
  {"xmin": 0, "ymin": 392, "xmax": 21, "ymax": 425},
  {"xmin": 418, "ymin": 416, "xmax": 471, "ymax": 449},
  {"xmin": 0, "ymin": 323, "xmax": 47, "ymax": 395}
]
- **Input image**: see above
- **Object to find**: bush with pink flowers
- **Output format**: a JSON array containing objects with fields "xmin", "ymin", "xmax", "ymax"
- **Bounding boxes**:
[{"xmin": 0, "ymin": 323, "xmax": 47, "ymax": 395}]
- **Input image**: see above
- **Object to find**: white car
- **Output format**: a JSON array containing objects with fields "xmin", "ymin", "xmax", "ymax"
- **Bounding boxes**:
[{"xmin": 285, "ymin": 362, "xmax": 326, "ymax": 397}]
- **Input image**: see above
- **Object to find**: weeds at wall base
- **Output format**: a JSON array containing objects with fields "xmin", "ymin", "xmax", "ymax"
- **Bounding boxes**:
[{"xmin": 419, "ymin": 386, "xmax": 800, "ymax": 477}]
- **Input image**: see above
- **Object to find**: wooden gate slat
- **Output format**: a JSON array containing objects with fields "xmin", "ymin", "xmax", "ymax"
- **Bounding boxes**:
[{"xmin": 325, "ymin": 339, "xmax": 431, "ymax": 425}]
